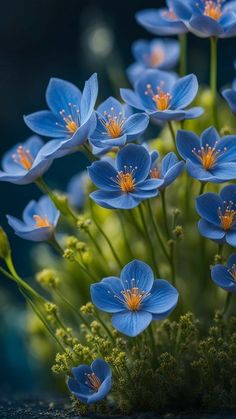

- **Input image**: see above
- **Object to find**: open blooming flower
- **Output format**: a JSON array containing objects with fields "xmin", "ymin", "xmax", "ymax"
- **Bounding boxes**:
[
  {"xmin": 89, "ymin": 97, "xmax": 149, "ymax": 154},
  {"xmin": 149, "ymin": 150, "xmax": 184, "ymax": 189},
  {"xmin": 7, "ymin": 196, "xmax": 59, "ymax": 242},
  {"xmin": 91, "ymin": 260, "xmax": 179, "ymax": 337},
  {"xmin": 136, "ymin": 1, "xmax": 187, "ymax": 35},
  {"xmin": 211, "ymin": 253, "xmax": 236, "ymax": 292},
  {"xmin": 121, "ymin": 69, "xmax": 203, "ymax": 123},
  {"xmin": 88, "ymin": 144, "xmax": 163, "ymax": 210},
  {"xmin": 24, "ymin": 74, "xmax": 98, "ymax": 159},
  {"xmin": 172, "ymin": 0, "xmax": 236, "ymax": 38},
  {"xmin": 176, "ymin": 126, "xmax": 236, "ymax": 183},
  {"xmin": 67, "ymin": 359, "xmax": 112, "ymax": 405},
  {"xmin": 67, "ymin": 171, "xmax": 89, "ymax": 210},
  {"xmin": 127, "ymin": 39, "xmax": 180, "ymax": 85},
  {"xmin": 196, "ymin": 184, "xmax": 236, "ymax": 245},
  {"xmin": 0, "ymin": 136, "xmax": 52, "ymax": 185},
  {"xmin": 222, "ymin": 62, "xmax": 236, "ymax": 114}
]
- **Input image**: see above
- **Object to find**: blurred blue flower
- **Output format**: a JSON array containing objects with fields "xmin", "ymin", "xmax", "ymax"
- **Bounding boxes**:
[
  {"xmin": 121, "ymin": 69, "xmax": 203, "ymax": 123},
  {"xmin": 176, "ymin": 126, "xmax": 236, "ymax": 183},
  {"xmin": 88, "ymin": 144, "xmax": 163, "ymax": 210},
  {"xmin": 150, "ymin": 150, "xmax": 184, "ymax": 189},
  {"xmin": 196, "ymin": 184, "xmax": 236, "ymax": 245},
  {"xmin": 7, "ymin": 196, "xmax": 59, "ymax": 242},
  {"xmin": 222, "ymin": 62, "xmax": 236, "ymax": 114},
  {"xmin": 67, "ymin": 171, "xmax": 89, "ymax": 210},
  {"xmin": 172, "ymin": 0, "xmax": 236, "ymax": 38},
  {"xmin": 24, "ymin": 74, "xmax": 98, "ymax": 159},
  {"xmin": 89, "ymin": 97, "xmax": 149, "ymax": 154},
  {"xmin": 67, "ymin": 359, "xmax": 112, "ymax": 405},
  {"xmin": 211, "ymin": 253, "xmax": 236, "ymax": 293},
  {"xmin": 136, "ymin": 1, "xmax": 187, "ymax": 35},
  {"xmin": 127, "ymin": 38, "xmax": 180, "ymax": 85},
  {"xmin": 0, "ymin": 136, "xmax": 52, "ymax": 185},
  {"xmin": 91, "ymin": 259, "xmax": 179, "ymax": 337}
]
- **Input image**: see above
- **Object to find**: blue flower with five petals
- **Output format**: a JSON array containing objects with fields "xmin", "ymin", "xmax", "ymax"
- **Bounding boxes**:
[
  {"xmin": 127, "ymin": 38, "xmax": 180, "ymax": 85},
  {"xmin": 7, "ymin": 195, "xmax": 60, "ymax": 242},
  {"xmin": 89, "ymin": 96, "xmax": 149, "ymax": 155},
  {"xmin": 149, "ymin": 149, "xmax": 184, "ymax": 189},
  {"xmin": 91, "ymin": 260, "xmax": 179, "ymax": 337},
  {"xmin": 88, "ymin": 144, "xmax": 163, "ymax": 210},
  {"xmin": 176, "ymin": 126, "xmax": 236, "ymax": 183},
  {"xmin": 211, "ymin": 253, "xmax": 236, "ymax": 293},
  {"xmin": 0, "ymin": 136, "xmax": 52, "ymax": 185},
  {"xmin": 24, "ymin": 74, "xmax": 98, "ymax": 159},
  {"xmin": 196, "ymin": 184, "xmax": 236, "ymax": 246},
  {"xmin": 136, "ymin": 1, "xmax": 187, "ymax": 36},
  {"xmin": 121, "ymin": 69, "xmax": 203, "ymax": 123},
  {"xmin": 172, "ymin": 0, "xmax": 236, "ymax": 38},
  {"xmin": 67, "ymin": 359, "xmax": 112, "ymax": 405}
]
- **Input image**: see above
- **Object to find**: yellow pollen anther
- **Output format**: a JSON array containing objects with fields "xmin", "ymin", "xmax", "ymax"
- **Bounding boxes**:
[
  {"xmin": 218, "ymin": 202, "xmax": 236, "ymax": 231},
  {"xmin": 150, "ymin": 167, "xmax": 160, "ymax": 179},
  {"xmin": 85, "ymin": 373, "xmax": 101, "ymax": 392},
  {"xmin": 203, "ymin": 0, "xmax": 222, "ymax": 20},
  {"xmin": 12, "ymin": 146, "xmax": 33, "ymax": 170},
  {"xmin": 100, "ymin": 108, "xmax": 125, "ymax": 139},
  {"xmin": 149, "ymin": 48, "xmax": 165, "ymax": 67},
  {"xmin": 145, "ymin": 83, "xmax": 172, "ymax": 111},
  {"xmin": 58, "ymin": 104, "xmax": 80, "ymax": 134},
  {"xmin": 121, "ymin": 287, "xmax": 146, "ymax": 311},
  {"xmin": 118, "ymin": 172, "xmax": 135, "ymax": 192},
  {"xmin": 192, "ymin": 143, "xmax": 227, "ymax": 170},
  {"xmin": 33, "ymin": 215, "xmax": 51, "ymax": 228}
]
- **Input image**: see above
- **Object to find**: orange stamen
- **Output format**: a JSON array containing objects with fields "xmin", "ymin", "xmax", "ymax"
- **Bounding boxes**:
[
  {"xmin": 33, "ymin": 215, "xmax": 51, "ymax": 228},
  {"xmin": 203, "ymin": 0, "xmax": 222, "ymax": 20},
  {"xmin": 145, "ymin": 83, "xmax": 172, "ymax": 111},
  {"xmin": 100, "ymin": 108, "xmax": 125, "ymax": 139},
  {"xmin": 192, "ymin": 143, "xmax": 227, "ymax": 170},
  {"xmin": 117, "ymin": 172, "xmax": 135, "ymax": 192},
  {"xmin": 149, "ymin": 48, "xmax": 165, "ymax": 67},
  {"xmin": 150, "ymin": 167, "xmax": 160, "ymax": 179},
  {"xmin": 218, "ymin": 203, "xmax": 236, "ymax": 231},
  {"xmin": 85, "ymin": 373, "xmax": 101, "ymax": 392},
  {"xmin": 12, "ymin": 146, "xmax": 33, "ymax": 170}
]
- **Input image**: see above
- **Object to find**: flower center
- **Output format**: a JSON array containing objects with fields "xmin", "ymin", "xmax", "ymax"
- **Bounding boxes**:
[
  {"xmin": 56, "ymin": 103, "xmax": 80, "ymax": 134},
  {"xmin": 145, "ymin": 83, "xmax": 172, "ymax": 111},
  {"xmin": 122, "ymin": 286, "xmax": 149, "ymax": 311},
  {"xmin": 117, "ymin": 171, "xmax": 135, "ymax": 192},
  {"xmin": 12, "ymin": 146, "xmax": 33, "ymax": 170},
  {"xmin": 150, "ymin": 167, "xmax": 160, "ymax": 179},
  {"xmin": 203, "ymin": 0, "xmax": 222, "ymax": 20},
  {"xmin": 85, "ymin": 373, "xmax": 101, "ymax": 392},
  {"xmin": 149, "ymin": 48, "xmax": 165, "ymax": 67},
  {"xmin": 218, "ymin": 202, "xmax": 236, "ymax": 230},
  {"xmin": 33, "ymin": 215, "xmax": 51, "ymax": 228},
  {"xmin": 192, "ymin": 143, "xmax": 227, "ymax": 170},
  {"xmin": 163, "ymin": 8, "xmax": 178, "ymax": 20},
  {"xmin": 100, "ymin": 107, "xmax": 126, "ymax": 138}
]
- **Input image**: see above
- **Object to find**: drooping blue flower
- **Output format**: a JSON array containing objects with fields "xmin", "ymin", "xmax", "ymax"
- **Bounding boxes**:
[
  {"xmin": 222, "ymin": 62, "xmax": 236, "ymax": 114},
  {"xmin": 172, "ymin": 0, "xmax": 236, "ymax": 38},
  {"xmin": 121, "ymin": 69, "xmax": 203, "ymax": 123},
  {"xmin": 149, "ymin": 149, "xmax": 184, "ymax": 189},
  {"xmin": 196, "ymin": 184, "xmax": 236, "ymax": 246},
  {"xmin": 176, "ymin": 126, "xmax": 236, "ymax": 183},
  {"xmin": 0, "ymin": 136, "xmax": 52, "ymax": 185},
  {"xmin": 7, "ymin": 196, "xmax": 60, "ymax": 242},
  {"xmin": 67, "ymin": 359, "xmax": 112, "ymax": 405},
  {"xmin": 127, "ymin": 38, "xmax": 180, "ymax": 85},
  {"xmin": 67, "ymin": 171, "xmax": 89, "ymax": 210},
  {"xmin": 91, "ymin": 260, "xmax": 179, "ymax": 337},
  {"xmin": 88, "ymin": 144, "xmax": 163, "ymax": 210},
  {"xmin": 24, "ymin": 74, "xmax": 98, "ymax": 159},
  {"xmin": 89, "ymin": 96, "xmax": 149, "ymax": 154},
  {"xmin": 211, "ymin": 253, "xmax": 236, "ymax": 293},
  {"xmin": 136, "ymin": 1, "xmax": 187, "ymax": 36}
]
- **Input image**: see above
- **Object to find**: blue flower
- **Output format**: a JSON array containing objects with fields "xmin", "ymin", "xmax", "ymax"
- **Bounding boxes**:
[
  {"xmin": 136, "ymin": 1, "xmax": 187, "ymax": 36},
  {"xmin": 196, "ymin": 184, "xmax": 236, "ymax": 246},
  {"xmin": 67, "ymin": 171, "xmax": 89, "ymax": 210},
  {"xmin": 88, "ymin": 144, "xmax": 163, "ymax": 210},
  {"xmin": 149, "ymin": 149, "xmax": 184, "ymax": 189},
  {"xmin": 222, "ymin": 62, "xmax": 236, "ymax": 114},
  {"xmin": 7, "ymin": 196, "xmax": 60, "ymax": 242},
  {"xmin": 0, "ymin": 136, "xmax": 52, "ymax": 185},
  {"xmin": 67, "ymin": 359, "xmax": 112, "ymax": 405},
  {"xmin": 176, "ymin": 126, "xmax": 236, "ymax": 183},
  {"xmin": 91, "ymin": 260, "xmax": 179, "ymax": 337},
  {"xmin": 89, "ymin": 96, "xmax": 149, "ymax": 154},
  {"xmin": 211, "ymin": 253, "xmax": 236, "ymax": 293},
  {"xmin": 172, "ymin": 0, "xmax": 236, "ymax": 38},
  {"xmin": 127, "ymin": 38, "xmax": 180, "ymax": 85},
  {"xmin": 24, "ymin": 74, "xmax": 98, "ymax": 159},
  {"xmin": 121, "ymin": 69, "xmax": 203, "ymax": 123}
]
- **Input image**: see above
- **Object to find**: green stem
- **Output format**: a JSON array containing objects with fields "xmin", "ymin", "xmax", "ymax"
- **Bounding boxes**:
[
  {"xmin": 147, "ymin": 324, "xmax": 157, "ymax": 366},
  {"xmin": 48, "ymin": 235, "xmax": 64, "ymax": 256},
  {"xmin": 138, "ymin": 204, "xmax": 160, "ymax": 276},
  {"xmin": 146, "ymin": 200, "xmax": 170, "ymax": 263},
  {"xmin": 199, "ymin": 182, "xmax": 207, "ymax": 195},
  {"xmin": 170, "ymin": 241, "xmax": 176, "ymax": 287},
  {"xmin": 167, "ymin": 121, "xmax": 178, "ymax": 155},
  {"xmin": 179, "ymin": 33, "xmax": 187, "ymax": 76},
  {"xmin": 222, "ymin": 293, "xmax": 232, "ymax": 316},
  {"xmin": 86, "ymin": 230, "xmax": 107, "ymax": 265},
  {"xmin": 95, "ymin": 311, "xmax": 115, "ymax": 342},
  {"xmin": 118, "ymin": 211, "xmax": 135, "ymax": 260},
  {"xmin": 210, "ymin": 36, "xmax": 218, "ymax": 129},
  {"xmin": 82, "ymin": 144, "xmax": 99, "ymax": 161},
  {"xmin": 161, "ymin": 190, "xmax": 170, "ymax": 238},
  {"xmin": 55, "ymin": 288, "xmax": 91, "ymax": 330}
]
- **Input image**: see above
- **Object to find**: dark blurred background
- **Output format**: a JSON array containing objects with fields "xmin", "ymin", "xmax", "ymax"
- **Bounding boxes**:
[{"xmin": 0, "ymin": 0, "xmax": 235, "ymax": 395}]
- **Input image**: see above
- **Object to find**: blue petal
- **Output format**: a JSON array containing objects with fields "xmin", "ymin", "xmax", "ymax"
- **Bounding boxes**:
[
  {"xmin": 97, "ymin": 96, "xmax": 122, "ymax": 116},
  {"xmin": 211, "ymin": 162, "xmax": 236, "ymax": 181},
  {"xmin": 127, "ymin": 62, "xmax": 146, "ymax": 86},
  {"xmin": 170, "ymin": 74, "xmax": 198, "ymax": 109},
  {"xmin": 112, "ymin": 310, "xmax": 152, "ymax": 337},
  {"xmin": 67, "ymin": 171, "xmax": 88, "ymax": 209},
  {"xmin": 96, "ymin": 134, "xmax": 127, "ymax": 147},
  {"xmin": 137, "ymin": 178, "xmax": 164, "ymax": 190},
  {"xmin": 131, "ymin": 188, "xmax": 159, "ymax": 199},
  {"xmin": 150, "ymin": 39, "xmax": 180, "ymax": 70},
  {"xmin": 227, "ymin": 253, "xmax": 236, "ymax": 268},
  {"xmin": 90, "ymin": 190, "xmax": 141, "ymax": 210},
  {"xmin": 161, "ymin": 152, "xmax": 178, "ymax": 175},
  {"xmin": 149, "ymin": 109, "xmax": 186, "ymax": 121},
  {"xmin": 24, "ymin": 111, "xmax": 64, "ymax": 138},
  {"xmin": 37, "ymin": 195, "xmax": 59, "ymax": 225},
  {"xmin": 211, "ymin": 265, "xmax": 236, "ymax": 292},
  {"xmin": 120, "ymin": 88, "xmax": 145, "ymax": 111},
  {"xmin": 176, "ymin": 129, "xmax": 200, "ymax": 163},
  {"xmin": 198, "ymin": 219, "xmax": 225, "ymax": 240},
  {"xmin": 222, "ymin": 88, "xmax": 236, "ymax": 115},
  {"xmin": 188, "ymin": 15, "xmax": 223, "ymax": 38},
  {"xmin": 72, "ymin": 365, "xmax": 92, "ymax": 386},
  {"xmin": 91, "ymin": 359, "xmax": 111, "ymax": 382},
  {"xmin": 7, "ymin": 215, "xmax": 54, "ymax": 242},
  {"xmin": 172, "ymin": 0, "xmax": 193, "ymax": 20},
  {"xmin": 46, "ymin": 78, "xmax": 81, "ymax": 115},
  {"xmin": 220, "ymin": 184, "xmax": 236, "ymax": 203},
  {"xmin": 90, "ymin": 277, "xmax": 125, "ymax": 313},
  {"xmin": 135, "ymin": 9, "xmax": 187, "ymax": 36},
  {"xmin": 161, "ymin": 161, "xmax": 184, "ymax": 187},
  {"xmin": 216, "ymin": 135, "xmax": 236, "ymax": 162},
  {"xmin": 196, "ymin": 193, "xmax": 223, "ymax": 225},
  {"xmin": 226, "ymin": 230, "xmax": 236, "ymax": 247},
  {"xmin": 116, "ymin": 144, "xmax": 151, "ymax": 183},
  {"xmin": 183, "ymin": 106, "xmax": 204, "ymax": 119},
  {"xmin": 67, "ymin": 377, "xmax": 89, "ymax": 402},
  {"xmin": 80, "ymin": 73, "xmax": 98, "ymax": 123},
  {"xmin": 186, "ymin": 160, "xmax": 217, "ymax": 182},
  {"xmin": 120, "ymin": 259, "xmax": 154, "ymax": 293},
  {"xmin": 2, "ymin": 136, "xmax": 44, "ymax": 173},
  {"xmin": 200, "ymin": 126, "xmax": 220, "ymax": 148},
  {"xmin": 132, "ymin": 39, "xmax": 151, "ymax": 64},
  {"xmin": 88, "ymin": 161, "xmax": 119, "ymax": 191},
  {"xmin": 141, "ymin": 279, "xmax": 178, "ymax": 314},
  {"xmin": 87, "ymin": 376, "xmax": 112, "ymax": 404},
  {"xmin": 124, "ymin": 113, "xmax": 149, "ymax": 140}
]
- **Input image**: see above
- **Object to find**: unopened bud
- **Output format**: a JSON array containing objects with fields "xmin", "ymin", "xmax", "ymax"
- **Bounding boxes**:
[{"xmin": 0, "ymin": 227, "xmax": 11, "ymax": 260}]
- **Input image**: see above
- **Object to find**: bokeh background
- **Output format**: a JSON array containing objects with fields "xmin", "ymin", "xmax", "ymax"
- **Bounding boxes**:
[{"xmin": 0, "ymin": 0, "xmax": 235, "ymax": 395}]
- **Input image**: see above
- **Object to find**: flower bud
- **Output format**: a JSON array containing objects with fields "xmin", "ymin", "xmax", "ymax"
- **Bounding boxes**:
[{"xmin": 0, "ymin": 227, "xmax": 11, "ymax": 260}]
